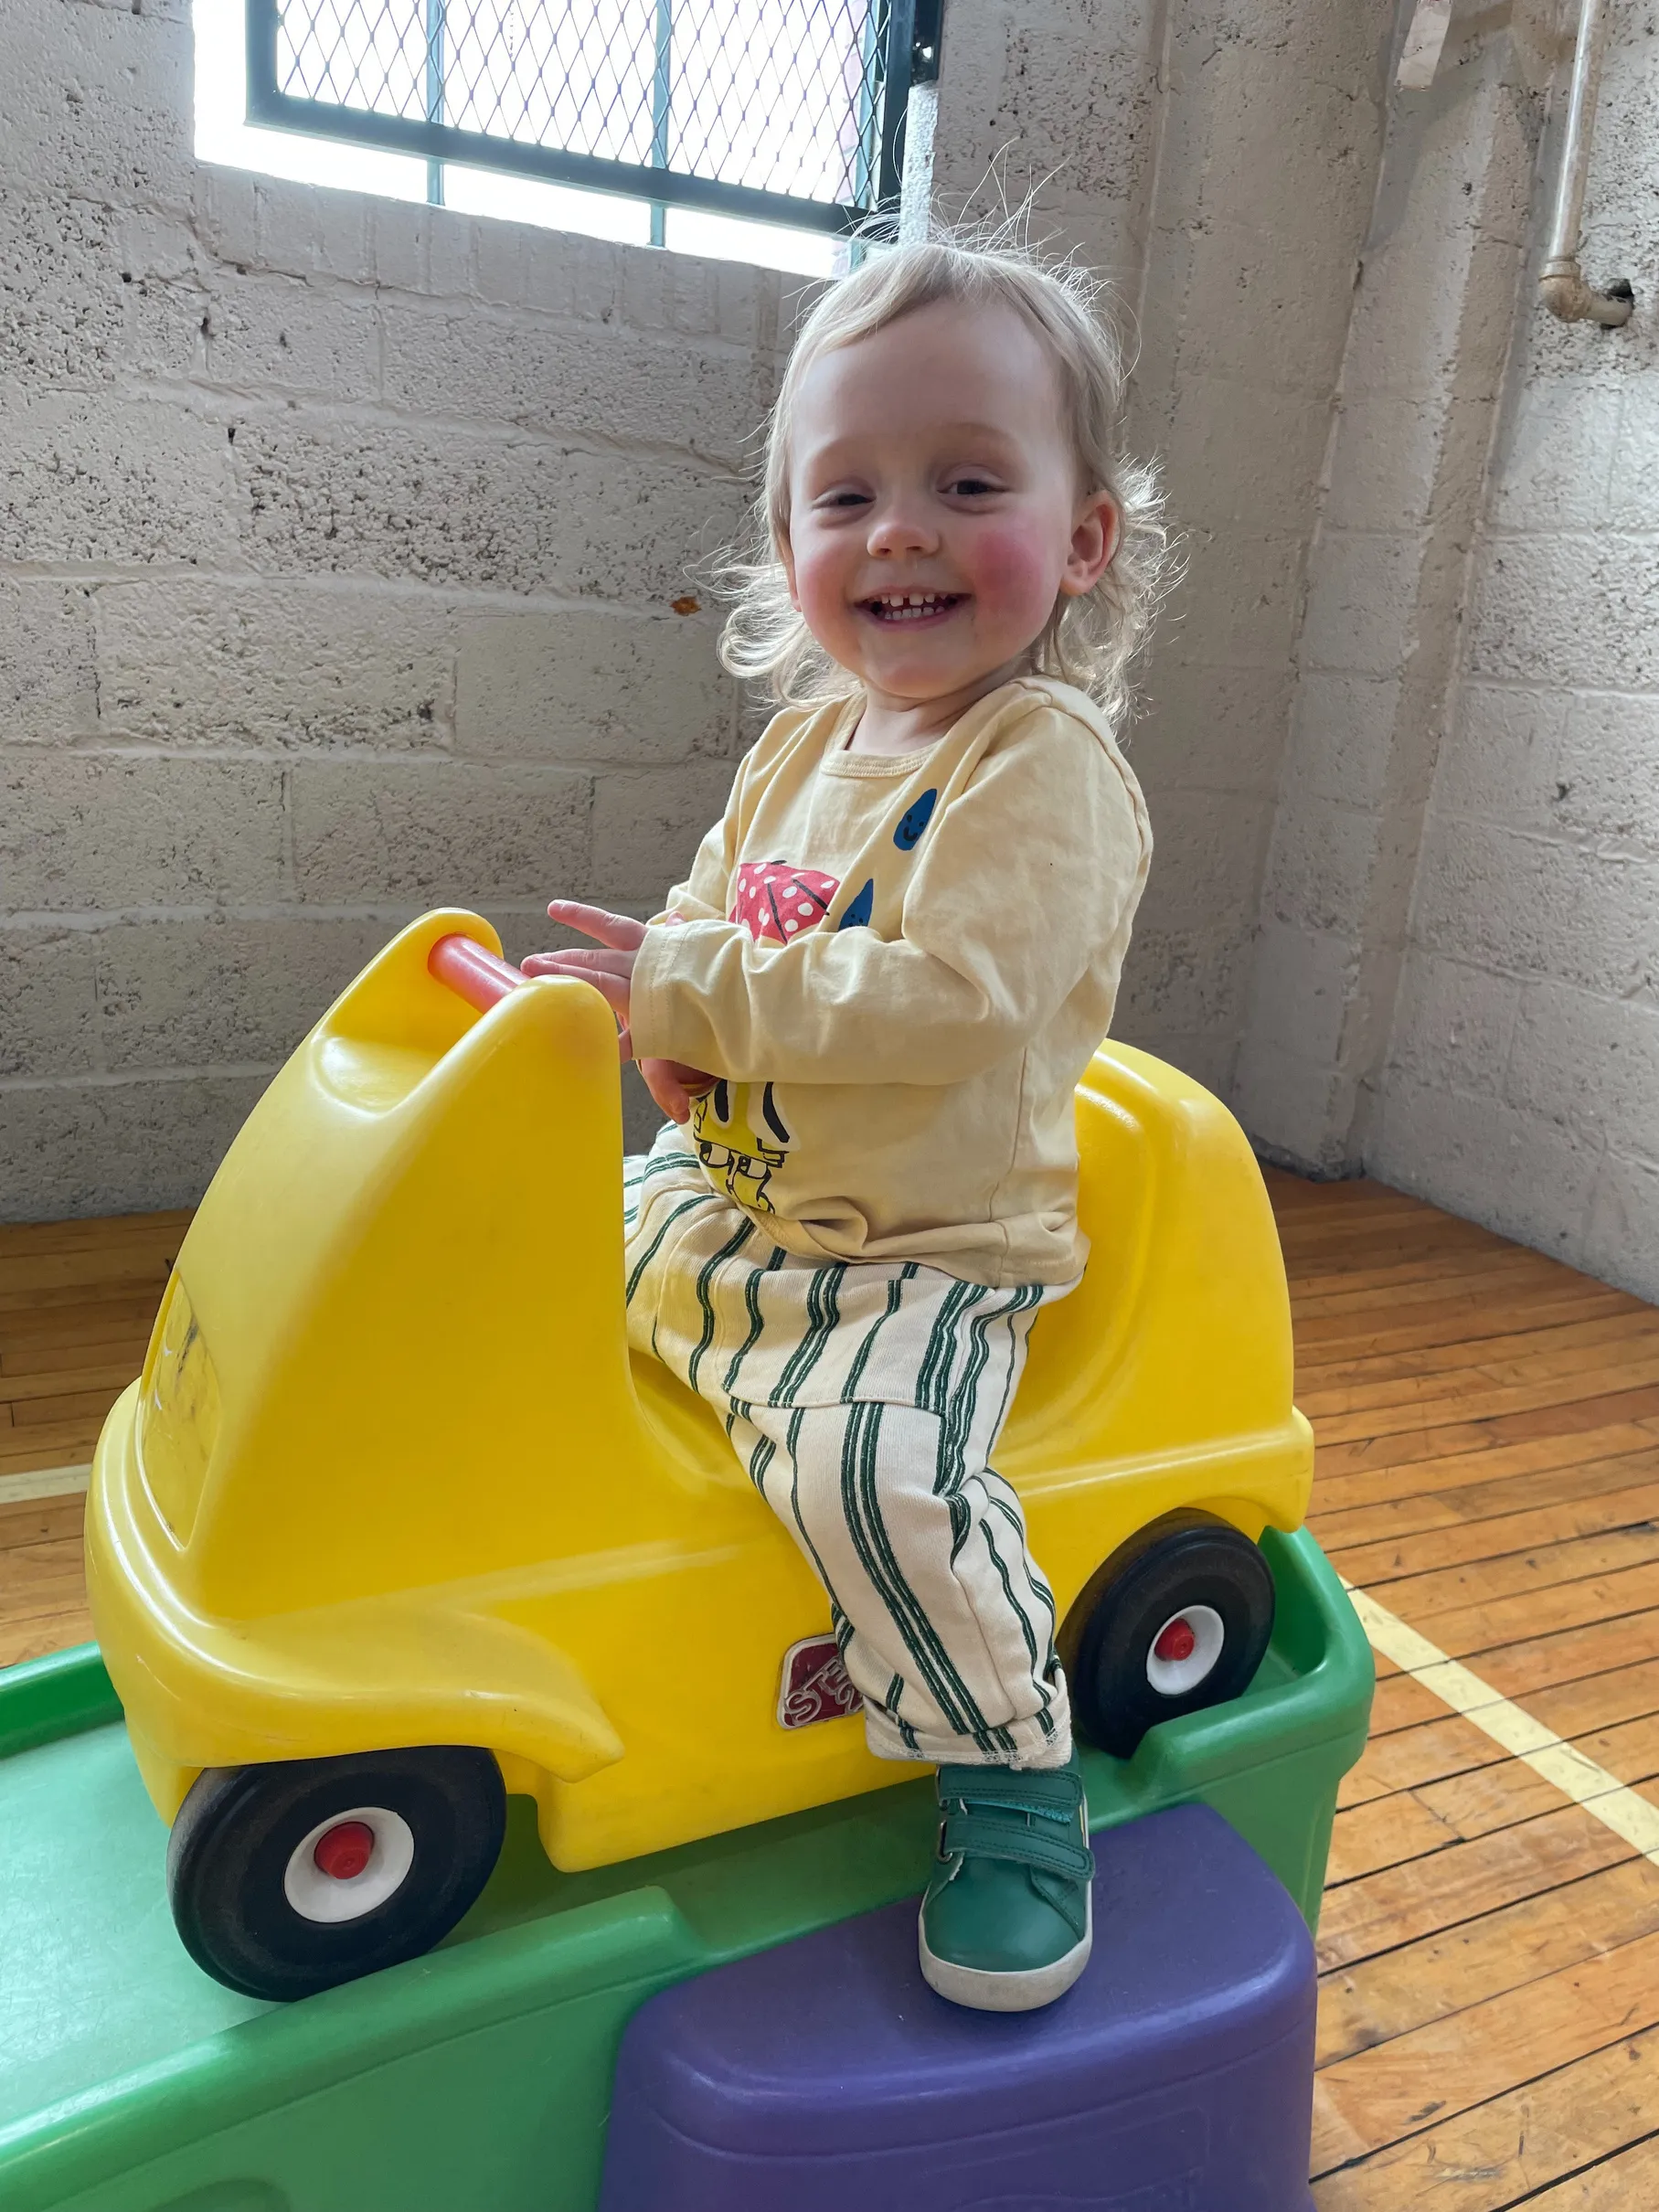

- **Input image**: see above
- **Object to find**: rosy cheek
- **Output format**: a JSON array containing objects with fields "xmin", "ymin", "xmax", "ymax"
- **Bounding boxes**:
[
  {"xmin": 790, "ymin": 537, "xmax": 849, "ymax": 626},
  {"xmin": 962, "ymin": 520, "xmax": 1059, "ymax": 622}
]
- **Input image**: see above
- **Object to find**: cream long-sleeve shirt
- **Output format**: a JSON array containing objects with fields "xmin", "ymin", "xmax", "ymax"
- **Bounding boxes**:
[{"xmin": 629, "ymin": 676, "xmax": 1153, "ymax": 1287}]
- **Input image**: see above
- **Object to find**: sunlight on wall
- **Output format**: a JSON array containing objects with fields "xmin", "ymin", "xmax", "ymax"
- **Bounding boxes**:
[
  {"xmin": 191, "ymin": 0, "xmax": 841, "ymax": 277},
  {"xmin": 194, "ymin": 0, "xmax": 430, "ymax": 202}
]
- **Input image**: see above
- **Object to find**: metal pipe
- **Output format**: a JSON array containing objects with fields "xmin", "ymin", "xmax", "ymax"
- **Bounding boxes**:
[{"xmin": 1540, "ymin": 0, "xmax": 1633, "ymax": 325}]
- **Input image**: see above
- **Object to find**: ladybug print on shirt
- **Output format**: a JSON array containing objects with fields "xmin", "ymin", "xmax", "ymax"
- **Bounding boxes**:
[
  {"xmin": 731, "ymin": 861, "xmax": 841, "ymax": 943},
  {"xmin": 730, "ymin": 783, "xmax": 935, "ymax": 949}
]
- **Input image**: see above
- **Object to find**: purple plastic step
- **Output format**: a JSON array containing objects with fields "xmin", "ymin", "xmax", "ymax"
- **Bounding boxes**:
[{"xmin": 598, "ymin": 1801, "xmax": 1316, "ymax": 2212}]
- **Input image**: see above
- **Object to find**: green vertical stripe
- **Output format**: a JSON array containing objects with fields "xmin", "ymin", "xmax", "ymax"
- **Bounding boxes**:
[
  {"xmin": 622, "ymin": 1147, "xmax": 700, "ymax": 1227},
  {"xmin": 771, "ymin": 1260, "xmax": 847, "ymax": 1407},
  {"xmin": 988, "ymin": 1494, "xmax": 1059, "ymax": 1646},
  {"xmin": 780, "ymin": 1405, "xmax": 843, "ymax": 1609},
  {"xmin": 724, "ymin": 1244, "xmax": 789, "ymax": 1396},
  {"xmin": 624, "ymin": 1190, "xmax": 718, "ymax": 1306},
  {"xmin": 687, "ymin": 1218, "xmax": 756, "ymax": 1395},
  {"xmin": 747, "ymin": 1427, "xmax": 777, "ymax": 1496},
  {"xmin": 883, "ymin": 1671, "xmax": 920, "ymax": 1753},
  {"xmin": 984, "ymin": 1283, "xmax": 1047, "ymax": 1448},
  {"xmin": 840, "ymin": 1401, "xmax": 1007, "ymax": 1752},
  {"xmin": 935, "ymin": 1289, "xmax": 999, "ymax": 1499},
  {"xmin": 841, "ymin": 1262, "xmax": 918, "ymax": 1402},
  {"xmin": 915, "ymin": 1279, "xmax": 980, "ymax": 1418},
  {"xmin": 979, "ymin": 1517, "xmax": 1055, "ymax": 1734}
]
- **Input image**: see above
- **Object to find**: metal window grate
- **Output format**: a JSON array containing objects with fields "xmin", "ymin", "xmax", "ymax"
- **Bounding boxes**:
[{"xmin": 245, "ymin": 0, "xmax": 943, "ymax": 235}]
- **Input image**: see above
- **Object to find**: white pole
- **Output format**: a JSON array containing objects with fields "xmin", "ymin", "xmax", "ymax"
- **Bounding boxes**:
[{"xmin": 1539, "ymin": 0, "xmax": 1633, "ymax": 325}]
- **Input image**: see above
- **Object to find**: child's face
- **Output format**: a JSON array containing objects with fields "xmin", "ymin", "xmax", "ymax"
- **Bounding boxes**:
[{"xmin": 782, "ymin": 300, "xmax": 1118, "ymax": 714}]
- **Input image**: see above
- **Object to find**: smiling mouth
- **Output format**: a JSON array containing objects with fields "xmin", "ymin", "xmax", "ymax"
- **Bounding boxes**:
[{"xmin": 860, "ymin": 591, "xmax": 967, "ymax": 624}]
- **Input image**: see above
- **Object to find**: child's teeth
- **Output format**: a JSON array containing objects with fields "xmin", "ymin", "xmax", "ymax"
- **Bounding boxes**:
[{"xmin": 876, "ymin": 592, "xmax": 946, "ymax": 613}]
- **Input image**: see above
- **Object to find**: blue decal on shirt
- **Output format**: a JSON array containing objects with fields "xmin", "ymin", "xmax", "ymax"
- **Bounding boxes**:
[
  {"xmin": 894, "ymin": 789, "xmax": 937, "ymax": 850},
  {"xmin": 837, "ymin": 877, "xmax": 875, "ymax": 930}
]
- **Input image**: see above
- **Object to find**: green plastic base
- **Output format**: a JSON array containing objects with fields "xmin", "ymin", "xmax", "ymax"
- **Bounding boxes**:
[{"xmin": 0, "ymin": 1527, "xmax": 1371, "ymax": 2212}]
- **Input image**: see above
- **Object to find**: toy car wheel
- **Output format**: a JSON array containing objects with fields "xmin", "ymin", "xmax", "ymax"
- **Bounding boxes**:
[
  {"xmin": 1063, "ymin": 1516, "xmax": 1276, "ymax": 1760},
  {"xmin": 166, "ymin": 1745, "xmax": 506, "ymax": 2001}
]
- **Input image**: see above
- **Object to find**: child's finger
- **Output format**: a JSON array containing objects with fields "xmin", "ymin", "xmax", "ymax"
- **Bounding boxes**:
[
  {"xmin": 564, "ymin": 968, "xmax": 630, "ymax": 1019},
  {"xmin": 665, "ymin": 1060, "xmax": 717, "ymax": 1096},
  {"xmin": 546, "ymin": 899, "xmax": 647, "ymax": 952},
  {"xmin": 641, "ymin": 1059, "xmax": 694, "ymax": 1123},
  {"xmin": 523, "ymin": 948, "xmax": 633, "ymax": 981},
  {"xmin": 537, "ymin": 946, "xmax": 619, "ymax": 972}
]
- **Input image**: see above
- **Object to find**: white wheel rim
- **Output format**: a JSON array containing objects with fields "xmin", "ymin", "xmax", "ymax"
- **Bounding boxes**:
[
  {"xmin": 283, "ymin": 1804, "xmax": 415, "ymax": 1924},
  {"xmin": 1145, "ymin": 1605, "xmax": 1226, "ymax": 1696}
]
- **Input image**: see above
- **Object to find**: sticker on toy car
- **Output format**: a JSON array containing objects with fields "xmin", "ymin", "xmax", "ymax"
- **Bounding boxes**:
[{"xmin": 777, "ymin": 1633, "xmax": 864, "ymax": 1728}]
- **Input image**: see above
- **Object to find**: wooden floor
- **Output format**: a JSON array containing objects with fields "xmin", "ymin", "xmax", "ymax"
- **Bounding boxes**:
[
  {"xmin": 0, "ymin": 1208, "xmax": 186, "ymax": 1664},
  {"xmin": 5, "ymin": 1180, "xmax": 1659, "ymax": 2202},
  {"xmin": 1276, "ymin": 1173, "xmax": 1659, "ymax": 2210}
]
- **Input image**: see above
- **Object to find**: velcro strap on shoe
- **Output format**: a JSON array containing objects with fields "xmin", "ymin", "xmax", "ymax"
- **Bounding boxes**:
[
  {"xmin": 940, "ymin": 1809, "xmax": 1095, "ymax": 1881},
  {"xmin": 936, "ymin": 1764, "xmax": 1085, "ymax": 1819}
]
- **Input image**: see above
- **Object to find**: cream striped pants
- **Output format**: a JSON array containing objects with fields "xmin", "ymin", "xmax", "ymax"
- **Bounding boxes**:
[{"xmin": 623, "ymin": 1135, "xmax": 1074, "ymax": 1770}]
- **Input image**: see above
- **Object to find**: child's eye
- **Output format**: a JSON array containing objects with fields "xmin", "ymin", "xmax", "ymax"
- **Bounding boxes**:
[
  {"xmin": 946, "ymin": 476, "xmax": 1001, "ymax": 498},
  {"xmin": 816, "ymin": 489, "xmax": 871, "ymax": 511}
]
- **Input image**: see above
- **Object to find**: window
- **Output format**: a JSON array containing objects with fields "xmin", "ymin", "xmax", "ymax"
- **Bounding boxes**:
[{"xmin": 200, "ymin": 0, "xmax": 941, "ymax": 275}]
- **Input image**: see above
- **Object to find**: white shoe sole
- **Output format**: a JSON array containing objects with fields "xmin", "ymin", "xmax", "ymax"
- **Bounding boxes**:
[{"xmin": 918, "ymin": 1883, "xmax": 1093, "ymax": 2013}]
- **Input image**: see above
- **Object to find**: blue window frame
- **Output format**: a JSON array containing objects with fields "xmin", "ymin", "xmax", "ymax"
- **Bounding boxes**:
[{"xmin": 244, "ymin": 0, "xmax": 944, "ymax": 237}]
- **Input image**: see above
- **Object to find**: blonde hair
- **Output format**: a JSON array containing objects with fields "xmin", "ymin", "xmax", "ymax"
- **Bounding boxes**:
[{"xmin": 717, "ymin": 227, "xmax": 1171, "ymax": 728}]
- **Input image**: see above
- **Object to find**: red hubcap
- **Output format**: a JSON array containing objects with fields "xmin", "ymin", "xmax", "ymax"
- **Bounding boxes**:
[
  {"xmin": 1154, "ymin": 1617, "xmax": 1197, "ymax": 1664},
  {"xmin": 313, "ymin": 1820, "xmax": 376, "ymax": 1881}
]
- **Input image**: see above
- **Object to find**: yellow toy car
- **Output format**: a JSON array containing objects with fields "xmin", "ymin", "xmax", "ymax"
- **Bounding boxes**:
[{"xmin": 86, "ymin": 910, "xmax": 1312, "ymax": 2001}]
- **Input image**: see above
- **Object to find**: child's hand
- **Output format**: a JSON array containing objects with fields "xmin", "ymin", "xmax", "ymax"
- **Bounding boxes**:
[
  {"xmin": 525, "ymin": 903, "xmax": 714, "ymax": 1114},
  {"xmin": 639, "ymin": 1057, "xmax": 717, "ymax": 1124},
  {"xmin": 523, "ymin": 899, "xmax": 645, "ymax": 1044}
]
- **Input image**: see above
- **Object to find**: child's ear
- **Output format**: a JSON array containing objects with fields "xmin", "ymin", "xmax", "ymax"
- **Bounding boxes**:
[
  {"xmin": 778, "ymin": 529, "xmax": 802, "ymax": 611},
  {"xmin": 1060, "ymin": 493, "xmax": 1120, "ymax": 598}
]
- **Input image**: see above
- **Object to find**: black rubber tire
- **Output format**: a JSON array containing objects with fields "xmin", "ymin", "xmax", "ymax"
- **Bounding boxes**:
[
  {"xmin": 166, "ymin": 1746, "xmax": 506, "ymax": 2001},
  {"xmin": 1063, "ymin": 1516, "xmax": 1277, "ymax": 1760}
]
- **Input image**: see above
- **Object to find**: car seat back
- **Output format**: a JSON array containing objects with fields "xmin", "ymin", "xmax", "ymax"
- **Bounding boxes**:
[{"xmin": 1003, "ymin": 1044, "xmax": 1299, "ymax": 1481}]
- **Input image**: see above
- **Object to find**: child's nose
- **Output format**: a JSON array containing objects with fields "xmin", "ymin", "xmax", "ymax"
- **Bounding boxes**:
[{"xmin": 867, "ymin": 503, "xmax": 938, "ymax": 558}]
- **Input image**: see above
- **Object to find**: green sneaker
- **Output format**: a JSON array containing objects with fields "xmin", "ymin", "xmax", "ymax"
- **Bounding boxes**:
[{"xmin": 919, "ymin": 1752, "xmax": 1094, "ymax": 2012}]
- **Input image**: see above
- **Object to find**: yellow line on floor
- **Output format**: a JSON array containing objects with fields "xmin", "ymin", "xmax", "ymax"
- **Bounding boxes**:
[
  {"xmin": 0, "ymin": 1464, "xmax": 91, "ymax": 1507},
  {"xmin": 1345, "ymin": 1579, "xmax": 1659, "ymax": 1865}
]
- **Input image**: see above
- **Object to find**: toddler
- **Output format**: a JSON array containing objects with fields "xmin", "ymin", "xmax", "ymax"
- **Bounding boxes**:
[{"xmin": 526, "ymin": 234, "xmax": 1163, "ymax": 2013}]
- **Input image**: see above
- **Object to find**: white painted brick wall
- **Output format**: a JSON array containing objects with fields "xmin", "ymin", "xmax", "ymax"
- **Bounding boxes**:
[
  {"xmin": 1369, "ymin": 0, "xmax": 1659, "ymax": 1301},
  {"xmin": 95, "ymin": 580, "xmax": 459, "ymax": 753},
  {"xmin": 1, "ymin": 0, "xmax": 783, "ymax": 1213},
  {"xmin": 1, "ymin": 581, "xmax": 99, "ymax": 745},
  {"xmin": 1373, "ymin": 1074, "xmax": 1603, "ymax": 1260},
  {"xmin": 288, "ymin": 760, "xmax": 593, "ymax": 906},
  {"xmin": 1239, "ymin": 2, "xmax": 1558, "ymax": 1181},
  {"xmin": 0, "ymin": 389, "xmax": 240, "ymax": 566},
  {"xmin": 1118, "ymin": 0, "xmax": 1395, "ymax": 1091},
  {"xmin": 14, "ymin": 0, "xmax": 197, "ymax": 213},
  {"xmin": 454, "ymin": 610, "xmax": 734, "ymax": 765},
  {"xmin": 2, "ymin": 756, "xmax": 289, "ymax": 910}
]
